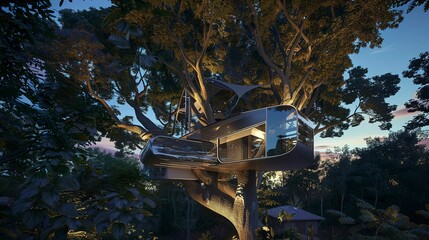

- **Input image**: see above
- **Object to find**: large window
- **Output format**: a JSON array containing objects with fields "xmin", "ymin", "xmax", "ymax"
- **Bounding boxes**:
[
  {"xmin": 218, "ymin": 124, "xmax": 265, "ymax": 162},
  {"xmin": 298, "ymin": 116, "xmax": 314, "ymax": 149},
  {"xmin": 266, "ymin": 106, "xmax": 297, "ymax": 156}
]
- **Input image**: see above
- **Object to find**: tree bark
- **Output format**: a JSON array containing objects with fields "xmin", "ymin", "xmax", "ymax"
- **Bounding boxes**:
[{"xmin": 184, "ymin": 170, "xmax": 259, "ymax": 240}]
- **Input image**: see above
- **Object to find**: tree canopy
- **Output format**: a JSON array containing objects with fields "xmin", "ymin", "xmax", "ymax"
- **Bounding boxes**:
[
  {"xmin": 1, "ymin": 0, "xmax": 426, "ymax": 239},
  {"xmin": 93, "ymin": 0, "xmax": 403, "ymax": 138}
]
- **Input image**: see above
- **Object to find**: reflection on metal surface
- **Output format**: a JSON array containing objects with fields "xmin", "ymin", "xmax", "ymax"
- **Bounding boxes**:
[
  {"xmin": 141, "ymin": 136, "xmax": 218, "ymax": 167},
  {"xmin": 140, "ymin": 105, "xmax": 315, "ymax": 180}
]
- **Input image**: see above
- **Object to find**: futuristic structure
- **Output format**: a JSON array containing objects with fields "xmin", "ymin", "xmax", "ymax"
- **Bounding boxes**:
[{"xmin": 140, "ymin": 104, "xmax": 314, "ymax": 180}]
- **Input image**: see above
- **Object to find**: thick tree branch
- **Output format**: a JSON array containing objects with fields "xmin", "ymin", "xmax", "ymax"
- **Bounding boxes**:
[
  {"xmin": 193, "ymin": 170, "xmax": 237, "ymax": 199},
  {"xmin": 314, "ymin": 103, "xmax": 363, "ymax": 134},
  {"xmin": 285, "ymin": 32, "xmax": 302, "ymax": 97},
  {"xmin": 291, "ymin": 66, "xmax": 314, "ymax": 101},
  {"xmin": 271, "ymin": 25, "xmax": 288, "ymax": 69},
  {"xmin": 193, "ymin": 169, "xmax": 215, "ymax": 185},
  {"xmin": 84, "ymin": 78, "xmax": 160, "ymax": 138},
  {"xmin": 305, "ymin": 89, "xmax": 318, "ymax": 116},
  {"xmin": 127, "ymin": 99, "xmax": 164, "ymax": 133},
  {"xmin": 183, "ymin": 181, "xmax": 235, "ymax": 221},
  {"xmin": 165, "ymin": 38, "xmax": 213, "ymax": 125},
  {"xmin": 169, "ymin": 30, "xmax": 198, "ymax": 72},
  {"xmin": 217, "ymin": 182, "xmax": 237, "ymax": 199},
  {"xmin": 276, "ymin": 0, "xmax": 310, "ymax": 44},
  {"xmin": 197, "ymin": 22, "xmax": 212, "ymax": 66},
  {"xmin": 297, "ymin": 89, "xmax": 308, "ymax": 110},
  {"xmin": 248, "ymin": 0, "xmax": 292, "ymax": 102}
]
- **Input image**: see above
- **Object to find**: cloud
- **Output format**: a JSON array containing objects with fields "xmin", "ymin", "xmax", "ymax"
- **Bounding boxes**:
[
  {"xmin": 314, "ymin": 145, "xmax": 335, "ymax": 150},
  {"xmin": 370, "ymin": 44, "xmax": 395, "ymax": 54},
  {"xmin": 393, "ymin": 106, "xmax": 419, "ymax": 118},
  {"xmin": 419, "ymin": 138, "xmax": 429, "ymax": 149},
  {"xmin": 89, "ymin": 138, "xmax": 141, "ymax": 159},
  {"xmin": 91, "ymin": 137, "xmax": 117, "ymax": 152}
]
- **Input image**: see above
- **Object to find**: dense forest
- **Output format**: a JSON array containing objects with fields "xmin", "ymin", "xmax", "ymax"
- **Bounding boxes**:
[{"xmin": 1, "ymin": 0, "xmax": 429, "ymax": 239}]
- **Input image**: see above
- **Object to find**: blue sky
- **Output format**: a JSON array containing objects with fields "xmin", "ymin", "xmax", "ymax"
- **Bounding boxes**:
[
  {"xmin": 50, "ymin": 1, "xmax": 429, "ymax": 152},
  {"xmin": 316, "ymin": 6, "xmax": 429, "ymax": 152}
]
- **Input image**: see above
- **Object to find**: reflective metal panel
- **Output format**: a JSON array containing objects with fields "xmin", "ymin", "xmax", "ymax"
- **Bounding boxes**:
[
  {"xmin": 140, "ymin": 136, "xmax": 218, "ymax": 171},
  {"xmin": 151, "ymin": 136, "xmax": 217, "ymax": 163}
]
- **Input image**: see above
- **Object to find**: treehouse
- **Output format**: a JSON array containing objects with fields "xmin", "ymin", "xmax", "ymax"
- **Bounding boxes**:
[{"xmin": 140, "ymin": 105, "xmax": 314, "ymax": 180}]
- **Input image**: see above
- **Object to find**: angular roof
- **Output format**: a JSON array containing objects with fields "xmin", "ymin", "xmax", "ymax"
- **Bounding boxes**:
[{"xmin": 267, "ymin": 205, "xmax": 324, "ymax": 221}]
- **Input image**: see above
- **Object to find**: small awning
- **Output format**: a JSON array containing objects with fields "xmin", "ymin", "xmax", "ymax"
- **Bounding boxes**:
[{"xmin": 205, "ymin": 77, "xmax": 264, "ymax": 99}]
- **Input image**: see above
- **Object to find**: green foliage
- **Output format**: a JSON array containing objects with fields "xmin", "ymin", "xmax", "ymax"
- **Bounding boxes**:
[
  {"xmin": 2, "ymin": 1, "xmax": 428, "ymax": 239},
  {"xmin": 0, "ymin": 1, "xmax": 53, "ymax": 93},
  {"xmin": 0, "ymin": 146, "xmax": 155, "ymax": 239},
  {"xmin": 403, "ymin": 52, "xmax": 429, "ymax": 129},
  {"xmin": 327, "ymin": 199, "xmax": 429, "ymax": 240},
  {"xmin": 256, "ymin": 210, "xmax": 275, "ymax": 240},
  {"xmin": 0, "ymin": 4, "xmax": 155, "ymax": 238},
  {"xmin": 399, "ymin": 0, "xmax": 429, "ymax": 12},
  {"xmin": 278, "ymin": 210, "xmax": 296, "ymax": 224},
  {"xmin": 319, "ymin": 67, "xmax": 400, "ymax": 137},
  {"xmin": 100, "ymin": 0, "xmax": 406, "ymax": 137}
]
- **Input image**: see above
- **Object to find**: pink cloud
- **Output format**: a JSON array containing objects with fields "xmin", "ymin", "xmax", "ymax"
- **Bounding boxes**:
[
  {"xmin": 89, "ymin": 138, "xmax": 117, "ymax": 153},
  {"xmin": 89, "ymin": 138, "xmax": 141, "ymax": 159},
  {"xmin": 314, "ymin": 145, "xmax": 335, "ymax": 150},
  {"xmin": 418, "ymin": 138, "xmax": 429, "ymax": 149},
  {"xmin": 392, "ymin": 106, "xmax": 419, "ymax": 118}
]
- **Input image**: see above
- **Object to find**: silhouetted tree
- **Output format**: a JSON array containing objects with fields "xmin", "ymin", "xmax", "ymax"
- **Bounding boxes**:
[{"xmin": 403, "ymin": 52, "xmax": 429, "ymax": 129}]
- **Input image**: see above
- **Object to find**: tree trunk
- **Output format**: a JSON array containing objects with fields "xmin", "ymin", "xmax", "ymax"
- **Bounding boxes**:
[
  {"xmin": 374, "ymin": 177, "xmax": 378, "ymax": 208},
  {"xmin": 233, "ymin": 170, "xmax": 259, "ymax": 240},
  {"xmin": 183, "ymin": 170, "xmax": 259, "ymax": 240},
  {"xmin": 320, "ymin": 188, "xmax": 324, "ymax": 218},
  {"xmin": 187, "ymin": 196, "xmax": 190, "ymax": 240}
]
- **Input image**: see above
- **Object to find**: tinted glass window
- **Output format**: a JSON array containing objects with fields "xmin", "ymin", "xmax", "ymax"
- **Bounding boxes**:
[
  {"xmin": 298, "ymin": 117, "xmax": 313, "ymax": 148},
  {"xmin": 218, "ymin": 124, "xmax": 265, "ymax": 162},
  {"xmin": 266, "ymin": 106, "xmax": 297, "ymax": 156}
]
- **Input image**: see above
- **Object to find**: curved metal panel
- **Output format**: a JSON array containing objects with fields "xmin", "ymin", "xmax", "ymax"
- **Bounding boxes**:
[
  {"xmin": 141, "ymin": 104, "xmax": 315, "ymax": 176},
  {"xmin": 140, "ymin": 136, "xmax": 218, "ymax": 169}
]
